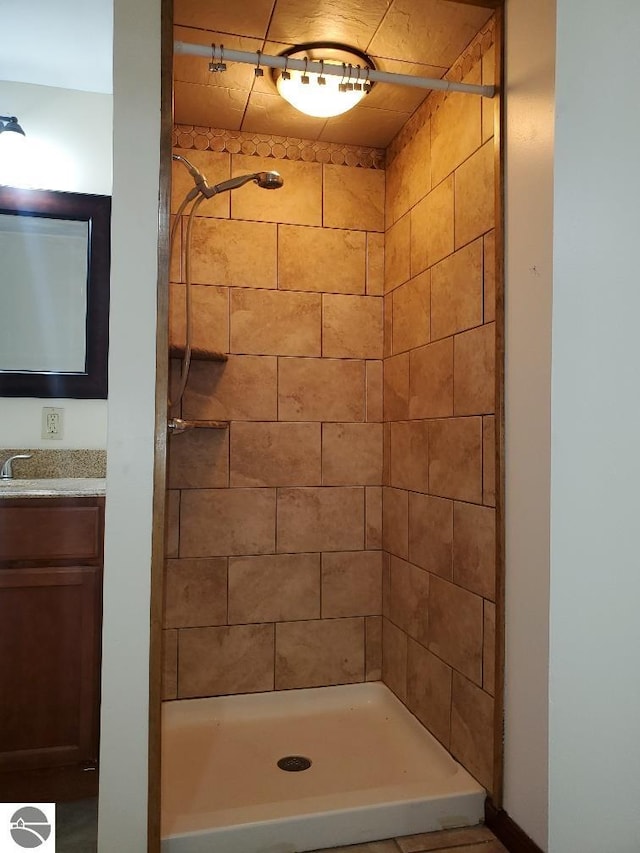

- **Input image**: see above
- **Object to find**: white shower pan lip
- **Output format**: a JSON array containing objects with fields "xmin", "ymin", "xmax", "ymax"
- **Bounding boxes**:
[{"xmin": 161, "ymin": 681, "xmax": 485, "ymax": 853}]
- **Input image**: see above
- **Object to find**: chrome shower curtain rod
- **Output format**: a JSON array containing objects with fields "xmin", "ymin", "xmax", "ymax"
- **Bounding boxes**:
[{"xmin": 174, "ymin": 41, "xmax": 496, "ymax": 98}]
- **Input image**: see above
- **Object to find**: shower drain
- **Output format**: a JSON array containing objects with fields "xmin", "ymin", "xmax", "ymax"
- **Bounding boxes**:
[{"xmin": 277, "ymin": 755, "xmax": 312, "ymax": 772}]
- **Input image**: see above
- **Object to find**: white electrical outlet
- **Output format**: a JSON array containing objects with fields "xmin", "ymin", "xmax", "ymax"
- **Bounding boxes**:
[{"xmin": 42, "ymin": 406, "xmax": 64, "ymax": 440}]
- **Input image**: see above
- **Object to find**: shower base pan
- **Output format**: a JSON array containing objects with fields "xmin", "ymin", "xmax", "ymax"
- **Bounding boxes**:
[{"xmin": 161, "ymin": 682, "xmax": 485, "ymax": 853}]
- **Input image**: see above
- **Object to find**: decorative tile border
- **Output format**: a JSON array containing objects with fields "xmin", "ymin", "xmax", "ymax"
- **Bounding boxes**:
[
  {"xmin": 173, "ymin": 126, "xmax": 386, "ymax": 170},
  {"xmin": 387, "ymin": 16, "xmax": 496, "ymax": 166},
  {"xmin": 0, "ymin": 449, "xmax": 107, "ymax": 479}
]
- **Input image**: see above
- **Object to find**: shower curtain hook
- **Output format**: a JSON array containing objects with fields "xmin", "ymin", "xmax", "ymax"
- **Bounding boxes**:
[
  {"xmin": 209, "ymin": 43, "xmax": 218, "ymax": 73},
  {"xmin": 282, "ymin": 56, "xmax": 291, "ymax": 80},
  {"xmin": 301, "ymin": 57, "xmax": 310, "ymax": 84},
  {"xmin": 354, "ymin": 65, "xmax": 362, "ymax": 91},
  {"xmin": 339, "ymin": 63, "xmax": 347, "ymax": 93},
  {"xmin": 346, "ymin": 63, "xmax": 354, "ymax": 91},
  {"xmin": 254, "ymin": 49, "xmax": 264, "ymax": 77},
  {"xmin": 217, "ymin": 44, "xmax": 227, "ymax": 73},
  {"xmin": 317, "ymin": 59, "xmax": 326, "ymax": 86},
  {"xmin": 363, "ymin": 67, "xmax": 372, "ymax": 94}
]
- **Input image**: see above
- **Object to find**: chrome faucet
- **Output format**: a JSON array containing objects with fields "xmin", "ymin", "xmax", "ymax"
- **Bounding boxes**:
[{"xmin": 0, "ymin": 453, "xmax": 32, "ymax": 480}]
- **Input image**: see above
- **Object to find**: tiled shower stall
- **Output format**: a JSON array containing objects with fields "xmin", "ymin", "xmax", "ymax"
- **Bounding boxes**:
[{"xmin": 163, "ymin": 18, "xmax": 497, "ymax": 795}]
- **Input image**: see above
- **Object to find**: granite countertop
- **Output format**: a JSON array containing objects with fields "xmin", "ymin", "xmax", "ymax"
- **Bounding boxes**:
[{"xmin": 0, "ymin": 478, "xmax": 106, "ymax": 498}]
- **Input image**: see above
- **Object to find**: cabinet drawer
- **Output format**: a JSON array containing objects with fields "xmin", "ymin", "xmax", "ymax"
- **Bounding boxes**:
[{"xmin": 0, "ymin": 504, "xmax": 103, "ymax": 563}]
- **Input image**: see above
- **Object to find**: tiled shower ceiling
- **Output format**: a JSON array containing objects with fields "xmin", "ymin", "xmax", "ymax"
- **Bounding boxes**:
[{"xmin": 173, "ymin": 0, "xmax": 494, "ymax": 148}]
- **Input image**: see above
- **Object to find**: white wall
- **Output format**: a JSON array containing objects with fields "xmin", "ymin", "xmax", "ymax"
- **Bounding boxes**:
[
  {"xmin": 548, "ymin": 1, "xmax": 640, "ymax": 850},
  {"xmin": 97, "ymin": 0, "xmax": 161, "ymax": 849},
  {"xmin": 0, "ymin": 80, "xmax": 112, "ymax": 449},
  {"xmin": 503, "ymin": 0, "xmax": 555, "ymax": 847}
]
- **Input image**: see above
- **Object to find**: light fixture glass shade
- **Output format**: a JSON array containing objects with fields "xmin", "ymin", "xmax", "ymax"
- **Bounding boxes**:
[
  {"xmin": 277, "ymin": 66, "xmax": 367, "ymax": 118},
  {"xmin": 272, "ymin": 44, "xmax": 375, "ymax": 119}
]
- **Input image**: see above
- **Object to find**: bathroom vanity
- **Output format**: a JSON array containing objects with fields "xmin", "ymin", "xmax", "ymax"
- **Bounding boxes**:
[{"xmin": 0, "ymin": 483, "xmax": 105, "ymax": 801}]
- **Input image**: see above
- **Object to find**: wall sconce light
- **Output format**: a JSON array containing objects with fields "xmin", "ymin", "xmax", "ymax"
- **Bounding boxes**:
[
  {"xmin": 0, "ymin": 116, "xmax": 26, "ymax": 136},
  {"xmin": 271, "ymin": 43, "xmax": 375, "ymax": 119}
]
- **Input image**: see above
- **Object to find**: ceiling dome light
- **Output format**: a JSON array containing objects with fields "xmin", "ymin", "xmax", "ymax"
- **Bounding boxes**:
[{"xmin": 272, "ymin": 43, "xmax": 375, "ymax": 119}]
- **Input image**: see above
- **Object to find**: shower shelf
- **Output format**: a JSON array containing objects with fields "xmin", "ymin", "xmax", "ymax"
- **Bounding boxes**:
[{"xmin": 169, "ymin": 345, "xmax": 228, "ymax": 362}]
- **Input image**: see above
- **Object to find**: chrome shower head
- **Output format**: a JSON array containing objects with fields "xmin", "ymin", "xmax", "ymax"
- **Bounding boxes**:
[{"xmin": 254, "ymin": 171, "xmax": 284, "ymax": 190}]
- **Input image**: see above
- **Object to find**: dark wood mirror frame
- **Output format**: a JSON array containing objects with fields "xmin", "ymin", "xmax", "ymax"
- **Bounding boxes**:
[{"xmin": 0, "ymin": 186, "xmax": 111, "ymax": 399}]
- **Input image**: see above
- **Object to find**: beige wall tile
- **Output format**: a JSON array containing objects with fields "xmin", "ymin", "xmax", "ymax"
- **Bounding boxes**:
[
  {"xmin": 429, "ymin": 417, "xmax": 483, "ymax": 503},
  {"xmin": 168, "ymin": 428, "xmax": 229, "ymax": 489},
  {"xmin": 409, "ymin": 493, "xmax": 453, "ymax": 578},
  {"xmin": 183, "ymin": 356, "xmax": 277, "ymax": 421},
  {"xmin": 482, "ymin": 45, "xmax": 497, "ymax": 144},
  {"xmin": 453, "ymin": 501, "xmax": 496, "ymax": 601},
  {"xmin": 431, "ymin": 239, "xmax": 483, "ymax": 341},
  {"xmin": 455, "ymin": 140, "xmax": 496, "ymax": 249},
  {"xmin": 277, "ymin": 487, "xmax": 365, "ymax": 553},
  {"xmin": 451, "ymin": 672, "xmax": 495, "ymax": 790},
  {"xmin": 230, "ymin": 288, "xmax": 321, "ymax": 357},
  {"xmin": 278, "ymin": 357, "xmax": 365, "ymax": 422},
  {"xmin": 484, "ymin": 229, "xmax": 496, "ymax": 323},
  {"xmin": 166, "ymin": 490, "xmax": 180, "ymax": 558},
  {"xmin": 366, "ymin": 486, "xmax": 383, "ymax": 549},
  {"xmin": 180, "ymin": 488, "xmax": 276, "ymax": 557},
  {"xmin": 170, "ymin": 215, "xmax": 181, "ymax": 283},
  {"xmin": 409, "ymin": 338, "xmax": 454, "ymax": 420},
  {"xmin": 382, "ymin": 422, "xmax": 391, "ymax": 486},
  {"xmin": 171, "ymin": 148, "xmax": 230, "ymax": 218},
  {"xmin": 322, "ymin": 423, "xmax": 383, "ymax": 486},
  {"xmin": 228, "ymin": 553, "xmax": 320, "ymax": 624},
  {"xmin": 275, "ymin": 618, "xmax": 365, "ymax": 689},
  {"xmin": 324, "ymin": 164, "xmax": 385, "ymax": 232},
  {"xmin": 162, "ymin": 629, "xmax": 177, "ymax": 700},
  {"xmin": 392, "ymin": 271, "xmax": 430, "ymax": 354},
  {"xmin": 367, "ymin": 233, "xmax": 385, "ymax": 296},
  {"xmin": 410, "ymin": 176, "xmax": 454, "ymax": 276},
  {"xmin": 385, "ymin": 213, "xmax": 411, "ymax": 292},
  {"xmin": 454, "ymin": 323, "xmax": 496, "ymax": 416},
  {"xmin": 407, "ymin": 638, "xmax": 452, "ymax": 748},
  {"xmin": 383, "ymin": 353, "xmax": 410, "ymax": 421},
  {"xmin": 278, "ymin": 225, "xmax": 366, "ymax": 294},
  {"xmin": 322, "ymin": 551, "xmax": 383, "ymax": 618},
  {"xmin": 382, "ymin": 617, "xmax": 407, "ymax": 702},
  {"xmin": 388, "ymin": 556, "xmax": 429, "ymax": 647},
  {"xmin": 484, "ymin": 600, "xmax": 496, "ymax": 697},
  {"xmin": 164, "ymin": 557, "xmax": 227, "ymax": 628},
  {"xmin": 179, "ymin": 623, "xmax": 275, "ymax": 697},
  {"xmin": 366, "ymin": 361, "xmax": 383, "ymax": 422},
  {"xmin": 230, "ymin": 422, "xmax": 321, "ymax": 487},
  {"xmin": 366, "ymin": 615, "xmax": 382, "ymax": 681},
  {"xmin": 390, "ymin": 421, "xmax": 429, "ymax": 493},
  {"xmin": 431, "ymin": 89, "xmax": 482, "ymax": 187},
  {"xmin": 429, "ymin": 576, "xmax": 483, "ymax": 684},
  {"xmin": 230, "ymin": 154, "xmax": 322, "ymax": 226},
  {"xmin": 382, "ymin": 487, "xmax": 409, "ymax": 560},
  {"xmin": 190, "ymin": 218, "xmax": 277, "ymax": 287},
  {"xmin": 322, "ymin": 294, "xmax": 383, "ymax": 359},
  {"xmin": 383, "ymin": 293, "xmax": 393, "ymax": 358},
  {"xmin": 483, "ymin": 415, "xmax": 496, "ymax": 507},
  {"xmin": 385, "ymin": 115, "xmax": 432, "ymax": 226},
  {"xmin": 169, "ymin": 283, "xmax": 229, "ymax": 354}
]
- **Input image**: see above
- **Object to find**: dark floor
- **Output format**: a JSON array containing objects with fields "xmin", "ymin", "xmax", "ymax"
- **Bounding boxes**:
[{"xmin": 56, "ymin": 798, "xmax": 98, "ymax": 853}]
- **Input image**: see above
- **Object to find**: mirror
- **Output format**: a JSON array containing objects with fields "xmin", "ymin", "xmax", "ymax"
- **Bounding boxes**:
[{"xmin": 0, "ymin": 186, "xmax": 111, "ymax": 398}]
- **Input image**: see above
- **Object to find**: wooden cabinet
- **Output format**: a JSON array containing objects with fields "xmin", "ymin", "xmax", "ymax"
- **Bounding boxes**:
[{"xmin": 0, "ymin": 497, "xmax": 104, "ymax": 801}]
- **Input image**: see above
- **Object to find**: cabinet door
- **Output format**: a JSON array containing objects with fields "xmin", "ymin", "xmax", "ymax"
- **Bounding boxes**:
[{"xmin": 0, "ymin": 566, "xmax": 101, "ymax": 772}]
